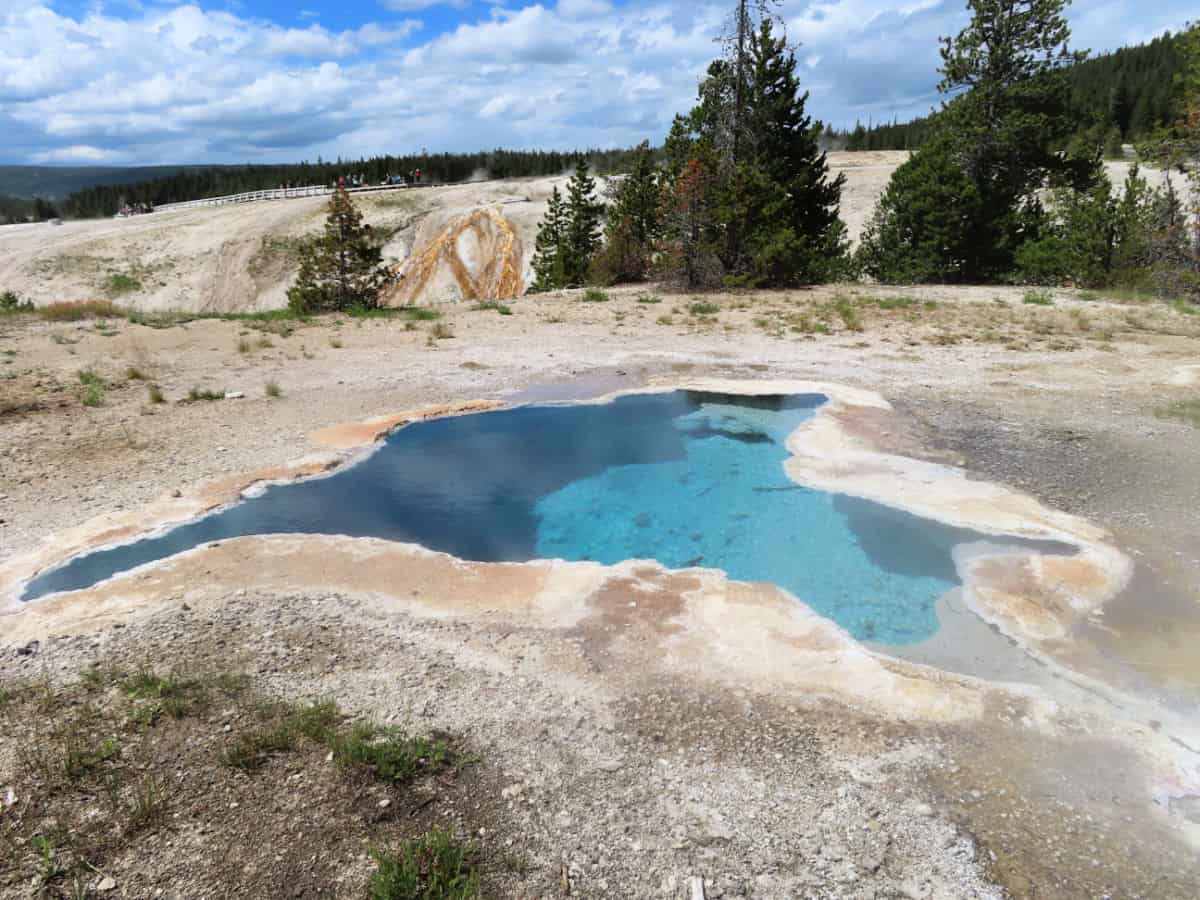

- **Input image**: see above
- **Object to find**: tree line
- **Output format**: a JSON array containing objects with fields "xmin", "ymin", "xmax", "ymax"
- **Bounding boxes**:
[
  {"xmin": 530, "ymin": 7, "xmax": 848, "ymax": 293},
  {"xmin": 823, "ymin": 29, "xmax": 1188, "ymax": 154},
  {"xmin": 57, "ymin": 147, "xmax": 654, "ymax": 219},
  {"xmin": 527, "ymin": 1, "xmax": 1199, "ymax": 305}
]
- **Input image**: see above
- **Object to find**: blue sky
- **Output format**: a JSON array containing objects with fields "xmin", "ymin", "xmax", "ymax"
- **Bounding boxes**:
[{"xmin": 0, "ymin": 0, "xmax": 1191, "ymax": 165}]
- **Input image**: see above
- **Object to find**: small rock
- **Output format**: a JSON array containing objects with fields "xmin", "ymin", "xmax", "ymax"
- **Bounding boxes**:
[
  {"xmin": 96, "ymin": 876, "xmax": 116, "ymax": 891},
  {"xmin": 224, "ymin": 391, "xmax": 244, "ymax": 399}
]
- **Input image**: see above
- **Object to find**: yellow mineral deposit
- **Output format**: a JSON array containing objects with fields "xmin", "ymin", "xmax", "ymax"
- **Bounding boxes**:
[{"xmin": 383, "ymin": 206, "xmax": 523, "ymax": 306}]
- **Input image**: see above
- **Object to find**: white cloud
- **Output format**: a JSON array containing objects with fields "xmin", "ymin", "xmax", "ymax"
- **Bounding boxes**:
[
  {"xmin": 0, "ymin": 0, "xmax": 1192, "ymax": 165},
  {"xmin": 32, "ymin": 144, "xmax": 121, "ymax": 163}
]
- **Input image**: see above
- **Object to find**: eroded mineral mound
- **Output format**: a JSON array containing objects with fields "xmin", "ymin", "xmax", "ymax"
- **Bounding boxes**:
[{"xmin": 382, "ymin": 206, "xmax": 524, "ymax": 306}]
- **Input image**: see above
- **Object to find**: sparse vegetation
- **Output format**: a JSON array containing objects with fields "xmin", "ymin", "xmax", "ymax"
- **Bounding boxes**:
[
  {"xmin": 1155, "ymin": 397, "xmax": 1200, "ymax": 427},
  {"xmin": 147, "ymin": 384, "xmax": 165, "ymax": 404},
  {"xmin": 688, "ymin": 300, "xmax": 719, "ymax": 316},
  {"xmin": 187, "ymin": 386, "xmax": 225, "ymax": 402},
  {"xmin": 125, "ymin": 365, "xmax": 147, "ymax": 380},
  {"xmin": 430, "ymin": 322, "xmax": 454, "ymax": 340},
  {"xmin": 581, "ymin": 287, "xmax": 610, "ymax": 303},
  {"xmin": 264, "ymin": 379, "xmax": 282, "ymax": 398},
  {"xmin": 1023, "ymin": 289, "xmax": 1054, "ymax": 306},
  {"xmin": 471, "ymin": 300, "xmax": 513, "ymax": 315},
  {"xmin": 41, "ymin": 299, "xmax": 121, "ymax": 321}
]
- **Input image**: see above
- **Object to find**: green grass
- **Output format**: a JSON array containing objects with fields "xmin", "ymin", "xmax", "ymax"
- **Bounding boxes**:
[
  {"xmin": 349, "ymin": 304, "xmax": 442, "ymax": 321},
  {"xmin": 368, "ymin": 830, "xmax": 480, "ymax": 900},
  {"xmin": 581, "ymin": 288, "xmax": 610, "ymax": 303},
  {"xmin": 831, "ymin": 296, "xmax": 863, "ymax": 332},
  {"xmin": 635, "ymin": 293, "xmax": 662, "ymax": 304},
  {"xmin": 1155, "ymin": 397, "xmax": 1200, "ymax": 428},
  {"xmin": 1022, "ymin": 289, "xmax": 1054, "ymax": 306},
  {"xmin": 471, "ymin": 300, "xmax": 513, "ymax": 315},
  {"xmin": 688, "ymin": 301, "xmax": 720, "ymax": 316},
  {"xmin": 329, "ymin": 724, "xmax": 456, "ymax": 784},
  {"xmin": 187, "ymin": 386, "xmax": 224, "ymax": 402},
  {"xmin": 77, "ymin": 367, "xmax": 105, "ymax": 407},
  {"xmin": 103, "ymin": 272, "xmax": 142, "ymax": 297}
]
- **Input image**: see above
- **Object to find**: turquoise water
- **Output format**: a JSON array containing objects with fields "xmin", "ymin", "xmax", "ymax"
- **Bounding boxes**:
[
  {"xmin": 537, "ymin": 400, "xmax": 968, "ymax": 643},
  {"xmin": 21, "ymin": 391, "xmax": 1070, "ymax": 644}
]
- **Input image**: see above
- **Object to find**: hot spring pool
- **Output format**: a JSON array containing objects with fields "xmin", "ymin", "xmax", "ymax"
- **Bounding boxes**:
[{"xmin": 21, "ymin": 391, "xmax": 1070, "ymax": 644}]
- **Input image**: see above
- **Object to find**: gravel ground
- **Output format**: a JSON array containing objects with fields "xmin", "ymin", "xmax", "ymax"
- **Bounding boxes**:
[{"xmin": 2, "ymin": 283, "xmax": 1200, "ymax": 897}]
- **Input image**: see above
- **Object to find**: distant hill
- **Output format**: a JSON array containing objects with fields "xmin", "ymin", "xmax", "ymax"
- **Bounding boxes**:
[{"xmin": 0, "ymin": 165, "xmax": 232, "ymax": 201}]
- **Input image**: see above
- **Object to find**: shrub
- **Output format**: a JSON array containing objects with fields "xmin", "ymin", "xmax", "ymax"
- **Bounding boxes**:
[
  {"xmin": 148, "ymin": 384, "xmax": 165, "ymax": 404},
  {"xmin": 1, "ymin": 290, "xmax": 33, "ymax": 312},
  {"xmin": 857, "ymin": 139, "xmax": 991, "ymax": 284},
  {"xmin": 688, "ymin": 301, "xmax": 719, "ymax": 316},
  {"xmin": 187, "ymin": 387, "xmax": 224, "ymax": 401},
  {"xmin": 581, "ymin": 288, "xmax": 610, "ymax": 303},
  {"xmin": 264, "ymin": 380, "xmax": 282, "ymax": 398}
]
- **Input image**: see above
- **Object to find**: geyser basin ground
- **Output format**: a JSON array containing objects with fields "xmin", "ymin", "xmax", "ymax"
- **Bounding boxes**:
[{"xmin": 21, "ymin": 390, "xmax": 1069, "ymax": 644}]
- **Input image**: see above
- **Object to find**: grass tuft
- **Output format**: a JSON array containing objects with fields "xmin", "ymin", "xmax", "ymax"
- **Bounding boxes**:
[
  {"xmin": 187, "ymin": 386, "xmax": 224, "ymax": 402},
  {"xmin": 1023, "ymin": 289, "xmax": 1054, "ymax": 306},
  {"xmin": 688, "ymin": 301, "xmax": 720, "ymax": 316},
  {"xmin": 581, "ymin": 288, "xmax": 610, "ymax": 303},
  {"xmin": 329, "ymin": 724, "xmax": 455, "ymax": 785},
  {"xmin": 103, "ymin": 272, "xmax": 142, "ymax": 297},
  {"xmin": 264, "ymin": 379, "xmax": 282, "ymax": 398},
  {"xmin": 368, "ymin": 830, "xmax": 480, "ymax": 900},
  {"xmin": 77, "ymin": 367, "xmax": 105, "ymax": 407}
]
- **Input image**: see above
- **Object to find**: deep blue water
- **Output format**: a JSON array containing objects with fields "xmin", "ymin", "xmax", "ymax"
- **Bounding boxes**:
[{"xmin": 21, "ymin": 391, "xmax": 1071, "ymax": 644}]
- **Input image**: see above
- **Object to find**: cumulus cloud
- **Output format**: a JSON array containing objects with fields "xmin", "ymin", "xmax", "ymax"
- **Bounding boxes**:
[{"xmin": 0, "ymin": 0, "xmax": 1192, "ymax": 165}]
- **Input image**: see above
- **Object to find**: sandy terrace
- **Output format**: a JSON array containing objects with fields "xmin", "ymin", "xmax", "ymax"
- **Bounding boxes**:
[{"xmin": 2, "ymin": 282, "xmax": 1200, "ymax": 898}]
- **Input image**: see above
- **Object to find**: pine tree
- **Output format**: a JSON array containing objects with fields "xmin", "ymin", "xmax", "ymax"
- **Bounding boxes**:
[
  {"xmin": 530, "ymin": 186, "xmax": 568, "ymax": 293},
  {"xmin": 938, "ymin": 0, "xmax": 1093, "ymax": 259},
  {"xmin": 591, "ymin": 142, "xmax": 661, "ymax": 285},
  {"xmin": 562, "ymin": 160, "xmax": 604, "ymax": 286},
  {"xmin": 287, "ymin": 186, "xmax": 385, "ymax": 313},
  {"xmin": 721, "ymin": 18, "xmax": 848, "ymax": 285}
]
